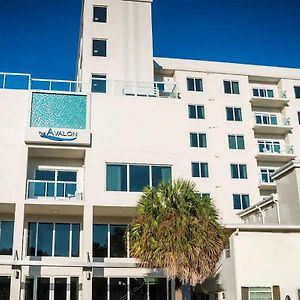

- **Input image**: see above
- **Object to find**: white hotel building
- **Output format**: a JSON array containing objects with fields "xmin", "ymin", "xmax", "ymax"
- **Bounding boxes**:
[{"xmin": 1, "ymin": 0, "xmax": 300, "ymax": 299}]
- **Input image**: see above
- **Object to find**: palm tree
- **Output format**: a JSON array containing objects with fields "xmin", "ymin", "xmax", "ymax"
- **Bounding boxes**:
[{"xmin": 128, "ymin": 179, "xmax": 226, "ymax": 299}]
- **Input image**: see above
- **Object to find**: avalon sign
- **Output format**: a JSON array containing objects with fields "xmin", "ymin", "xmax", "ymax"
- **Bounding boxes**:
[{"xmin": 39, "ymin": 128, "xmax": 78, "ymax": 142}]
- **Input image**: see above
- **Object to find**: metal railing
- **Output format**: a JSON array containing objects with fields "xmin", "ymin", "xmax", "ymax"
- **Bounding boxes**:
[
  {"xmin": 26, "ymin": 180, "xmax": 83, "ymax": 200},
  {"xmin": 257, "ymin": 143, "xmax": 294, "ymax": 155},
  {"xmin": 0, "ymin": 72, "xmax": 179, "ymax": 99},
  {"xmin": 251, "ymin": 88, "xmax": 287, "ymax": 99},
  {"xmin": 254, "ymin": 114, "xmax": 291, "ymax": 127}
]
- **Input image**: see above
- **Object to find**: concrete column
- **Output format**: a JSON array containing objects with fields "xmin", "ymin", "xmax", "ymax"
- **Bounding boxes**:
[{"xmin": 10, "ymin": 202, "xmax": 25, "ymax": 300}]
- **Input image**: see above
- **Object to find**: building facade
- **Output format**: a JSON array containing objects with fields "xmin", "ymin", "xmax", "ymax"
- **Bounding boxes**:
[{"xmin": 1, "ymin": 0, "xmax": 300, "ymax": 299}]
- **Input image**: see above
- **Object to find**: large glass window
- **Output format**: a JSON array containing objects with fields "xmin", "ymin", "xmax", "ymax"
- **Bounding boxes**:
[
  {"xmin": 110, "ymin": 278, "xmax": 128, "ymax": 300},
  {"xmin": 152, "ymin": 166, "xmax": 172, "ymax": 187},
  {"xmin": 129, "ymin": 165, "xmax": 150, "ymax": 192},
  {"xmin": 149, "ymin": 278, "xmax": 167, "ymax": 300},
  {"xmin": 252, "ymin": 88, "xmax": 274, "ymax": 98},
  {"xmin": 28, "ymin": 223, "xmax": 80, "ymax": 257},
  {"xmin": 224, "ymin": 80, "xmax": 239, "ymax": 94},
  {"xmin": 188, "ymin": 105, "xmax": 205, "ymax": 119},
  {"xmin": 37, "ymin": 278, "xmax": 50, "ymax": 300},
  {"xmin": 25, "ymin": 278, "xmax": 34, "ymax": 300},
  {"xmin": 228, "ymin": 135, "xmax": 245, "ymax": 150},
  {"xmin": 107, "ymin": 164, "xmax": 172, "ymax": 192},
  {"xmin": 91, "ymin": 74, "xmax": 107, "ymax": 93},
  {"xmin": 110, "ymin": 225, "xmax": 127, "ymax": 257},
  {"xmin": 130, "ymin": 278, "xmax": 148, "ymax": 300},
  {"xmin": 0, "ymin": 276, "xmax": 10, "ymax": 300},
  {"xmin": 93, "ymin": 224, "xmax": 108, "ymax": 257},
  {"xmin": 233, "ymin": 194, "xmax": 250, "ymax": 210},
  {"xmin": 226, "ymin": 107, "xmax": 242, "ymax": 121},
  {"xmin": 191, "ymin": 163, "xmax": 209, "ymax": 178},
  {"xmin": 260, "ymin": 168, "xmax": 275, "ymax": 183},
  {"xmin": 187, "ymin": 78, "xmax": 203, "ymax": 92},
  {"xmin": 0, "ymin": 221, "xmax": 14, "ymax": 255},
  {"xmin": 230, "ymin": 164, "xmax": 247, "ymax": 179},
  {"xmin": 71, "ymin": 277, "xmax": 79, "ymax": 300},
  {"xmin": 92, "ymin": 278, "xmax": 108, "ymax": 300},
  {"xmin": 190, "ymin": 133, "xmax": 207, "ymax": 148},
  {"xmin": 255, "ymin": 113, "xmax": 277, "ymax": 125},
  {"xmin": 258, "ymin": 140, "xmax": 281, "ymax": 153},
  {"xmin": 106, "ymin": 164, "xmax": 127, "ymax": 191},
  {"xmin": 54, "ymin": 278, "xmax": 67, "ymax": 300},
  {"xmin": 93, "ymin": 39, "xmax": 107, "ymax": 57},
  {"xmin": 93, "ymin": 6, "xmax": 107, "ymax": 23},
  {"xmin": 294, "ymin": 86, "xmax": 300, "ymax": 99}
]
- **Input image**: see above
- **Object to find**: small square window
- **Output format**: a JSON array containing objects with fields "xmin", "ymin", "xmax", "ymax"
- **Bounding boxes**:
[
  {"xmin": 188, "ymin": 105, "xmax": 205, "ymax": 119},
  {"xmin": 93, "ymin": 40, "xmax": 107, "ymax": 57},
  {"xmin": 93, "ymin": 6, "xmax": 107, "ymax": 23},
  {"xmin": 298, "ymin": 112, "xmax": 300, "ymax": 124},
  {"xmin": 91, "ymin": 74, "xmax": 106, "ymax": 93},
  {"xmin": 226, "ymin": 107, "xmax": 242, "ymax": 121},
  {"xmin": 295, "ymin": 86, "xmax": 300, "ymax": 99},
  {"xmin": 187, "ymin": 78, "xmax": 203, "ymax": 92},
  {"xmin": 192, "ymin": 162, "xmax": 209, "ymax": 178},
  {"xmin": 224, "ymin": 81, "xmax": 239, "ymax": 94}
]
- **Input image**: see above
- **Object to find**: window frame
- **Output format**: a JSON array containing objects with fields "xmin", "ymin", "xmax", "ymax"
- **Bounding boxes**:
[
  {"xmin": 93, "ymin": 224, "xmax": 129, "ymax": 258},
  {"xmin": 232, "ymin": 194, "xmax": 250, "ymax": 210},
  {"xmin": 92, "ymin": 39, "xmax": 107, "ymax": 57},
  {"xmin": 186, "ymin": 78, "xmax": 203, "ymax": 92},
  {"xmin": 93, "ymin": 6, "xmax": 107, "ymax": 23},
  {"xmin": 249, "ymin": 287, "xmax": 273, "ymax": 300},
  {"xmin": 188, "ymin": 104, "xmax": 205, "ymax": 119},
  {"xmin": 27, "ymin": 222, "xmax": 80, "ymax": 257},
  {"xmin": 252, "ymin": 88, "xmax": 274, "ymax": 98},
  {"xmin": 230, "ymin": 163, "xmax": 248, "ymax": 179},
  {"xmin": 190, "ymin": 132, "xmax": 207, "ymax": 148},
  {"xmin": 228, "ymin": 134, "xmax": 245, "ymax": 150},
  {"xmin": 191, "ymin": 162, "xmax": 209, "ymax": 178},
  {"xmin": 91, "ymin": 74, "xmax": 107, "ymax": 93},
  {"xmin": 223, "ymin": 80, "xmax": 240, "ymax": 94},
  {"xmin": 0, "ymin": 220, "xmax": 14, "ymax": 255},
  {"xmin": 294, "ymin": 86, "xmax": 300, "ymax": 99},
  {"xmin": 226, "ymin": 107, "xmax": 242, "ymax": 121},
  {"xmin": 260, "ymin": 168, "xmax": 276, "ymax": 184},
  {"xmin": 106, "ymin": 163, "xmax": 172, "ymax": 192}
]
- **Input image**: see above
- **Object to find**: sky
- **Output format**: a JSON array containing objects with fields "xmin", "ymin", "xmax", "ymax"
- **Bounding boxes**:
[{"xmin": 0, "ymin": 0, "xmax": 299, "ymax": 80}]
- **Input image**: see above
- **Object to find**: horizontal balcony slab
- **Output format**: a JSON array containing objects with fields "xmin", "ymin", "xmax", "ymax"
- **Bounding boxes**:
[
  {"xmin": 253, "ymin": 124, "xmax": 293, "ymax": 135},
  {"xmin": 256, "ymin": 152, "xmax": 296, "ymax": 162},
  {"xmin": 28, "ymin": 146, "xmax": 86, "ymax": 159},
  {"xmin": 93, "ymin": 206, "xmax": 137, "ymax": 218},
  {"xmin": 258, "ymin": 182, "xmax": 277, "ymax": 191},
  {"xmin": 25, "ymin": 202, "xmax": 84, "ymax": 216},
  {"xmin": 250, "ymin": 97, "xmax": 289, "ymax": 109}
]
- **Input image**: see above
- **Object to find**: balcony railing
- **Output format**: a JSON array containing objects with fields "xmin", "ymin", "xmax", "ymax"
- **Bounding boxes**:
[
  {"xmin": 257, "ymin": 143, "xmax": 294, "ymax": 155},
  {"xmin": 0, "ymin": 72, "xmax": 179, "ymax": 99},
  {"xmin": 26, "ymin": 180, "xmax": 83, "ymax": 200}
]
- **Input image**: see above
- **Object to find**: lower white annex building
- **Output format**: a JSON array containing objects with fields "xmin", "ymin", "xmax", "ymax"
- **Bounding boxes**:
[{"xmin": 1, "ymin": 0, "xmax": 300, "ymax": 299}]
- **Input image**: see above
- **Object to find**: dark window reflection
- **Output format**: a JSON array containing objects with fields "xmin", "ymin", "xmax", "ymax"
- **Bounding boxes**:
[
  {"xmin": 37, "ymin": 278, "xmax": 50, "ymax": 300},
  {"xmin": 110, "ymin": 225, "xmax": 127, "ymax": 257},
  {"xmin": 130, "ymin": 278, "xmax": 147, "ymax": 300},
  {"xmin": 54, "ymin": 278, "xmax": 67, "ymax": 300},
  {"xmin": 92, "ymin": 278, "xmax": 107, "ymax": 300},
  {"xmin": 110, "ymin": 278, "xmax": 127, "ymax": 300},
  {"xmin": 93, "ymin": 224, "xmax": 108, "ymax": 257},
  {"xmin": 0, "ymin": 276, "xmax": 10, "ymax": 300}
]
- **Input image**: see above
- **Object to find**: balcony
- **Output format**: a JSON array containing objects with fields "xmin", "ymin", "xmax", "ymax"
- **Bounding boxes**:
[
  {"xmin": 91, "ymin": 77, "xmax": 179, "ymax": 99},
  {"xmin": 253, "ymin": 114, "xmax": 292, "ymax": 135},
  {"xmin": 26, "ymin": 180, "xmax": 83, "ymax": 201},
  {"xmin": 256, "ymin": 142, "xmax": 296, "ymax": 162},
  {"xmin": 250, "ymin": 88, "xmax": 289, "ymax": 109},
  {"xmin": 258, "ymin": 180, "xmax": 276, "ymax": 191}
]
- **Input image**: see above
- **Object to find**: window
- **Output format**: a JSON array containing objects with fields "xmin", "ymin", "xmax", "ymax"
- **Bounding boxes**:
[
  {"xmin": 198, "ymin": 193, "xmax": 211, "ymax": 199},
  {"xmin": 27, "ymin": 223, "xmax": 80, "ymax": 257},
  {"xmin": 191, "ymin": 162, "xmax": 209, "ymax": 178},
  {"xmin": 92, "ymin": 278, "xmax": 107, "ymax": 300},
  {"xmin": 224, "ymin": 80, "xmax": 239, "ymax": 94},
  {"xmin": 252, "ymin": 88, "xmax": 274, "ymax": 98},
  {"xmin": 190, "ymin": 133, "xmax": 207, "ymax": 148},
  {"xmin": 187, "ymin": 78, "xmax": 203, "ymax": 92},
  {"xmin": 93, "ymin": 6, "xmax": 107, "ymax": 23},
  {"xmin": 0, "ymin": 221, "xmax": 14, "ymax": 255},
  {"xmin": 298, "ymin": 112, "xmax": 300, "ymax": 124},
  {"xmin": 260, "ymin": 168, "xmax": 275, "ymax": 183},
  {"xmin": 226, "ymin": 107, "xmax": 242, "ymax": 121},
  {"xmin": 93, "ymin": 224, "xmax": 128, "ymax": 258},
  {"xmin": 249, "ymin": 287, "xmax": 272, "ymax": 300},
  {"xmin": 91, "ymin": 74, "xmax": 106, "ymax": 93},
  {"xmin": 233, "ymin": 194, "xmax": 250, "ymax": 209},
  {"xmin": 230, "ymin": 164, "xmax": 247, "ymax": 179},
  {"xmin": 0, "ymin": 277, "xmax": 10, "ymax": 300},
  {"xmin": 93, "ymin": 39, "xmax": 107, "ymax": 57},
  {"xmin": 258, "ymin": 140, "xmax": 281, "ymax": 153},
  {"xmin": 255, "ymin": 113, "xmax": 277, "ymax": 125},
  {"xmin": 294, "ymin": 86, "xmax": 300, "ymax": 99},
  {"xmin": 28, "ymin": 169, "xmax": 77, "ymax": 199},
  {"xmin": 228, "ymin": 135, "xmax": 245, "ymax": 149},
  {"xmin": 106, "ymin": 164, "xmax": 172, "ymax": 192},
  {"xmin": 188, "ymin": 105, "xmax": 205, "ymax": 119}
]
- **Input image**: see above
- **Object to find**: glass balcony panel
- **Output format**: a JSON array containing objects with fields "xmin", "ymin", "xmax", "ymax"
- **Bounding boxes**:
[
  {"xmin": 34, "ymin": 182, "xmax": 46, "ymax": 197},
  {"xmin": 46, "ymin": 182, "xmax": 55, "ymax": 197},
  {"xmin": 66, "ymin": 183, "xmax": 76, "ymax": 197},
  {"xmin": 56, "ymin": 183, "xmax": 65, "ymax": 197}
]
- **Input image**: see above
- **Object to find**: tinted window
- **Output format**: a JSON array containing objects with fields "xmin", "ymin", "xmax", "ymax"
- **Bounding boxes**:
[
  {"xmin": 92, "ymin": 75, "xmax": 107, "ymax": 93},
  {"xmin": 129, "ymin": 165, "xmax": 149, "ymax": 192},
  {"xmin": 149, "ymin": 278, "xmax": 167, "ymax": 300},
  {"xmin": 93, "ymin": 6, "xmax": 107, "ymax": 22},
  {"xmin": 54, "ymin": 224, "xmax": 70, "ymax": 257},
  {"xmin": 192, "ymin": 163, "xmax": 200, "ymax": 177},
  {"xmin": 106, "ymin": 164, "xmax": 127, "ymax": 191},
  {"xmin": 224, "ymin": 81, "xmax": 231, "ymax": 94},
  {"xmin": 151, "ymin": 166, "xmax": 172, "ymax": 187},
  {"xmin": 25, "ymin": 278, "xmax": 34, "ymax": 300},
  {"xmin": 27, "ymin": 223, "xmax": 36, "ymax": 256},
  {"xmin": 37, "ymin": 278, "xmax": 50, "ymax": 300},
  {"xmin": 110, "ymin": 278, "xmax": 127, "ymax": 300},
  {"xmin": 54, "ymin": 278, "xmax": 67, "ymax": 300},
  {"xmin": 57, "ymin": 171, "xmax": 77, "ymax": 182},
  {"xmin": 295, "ymin": 86, "xmax": 300, "ymax": 98},
  {"xmin": 92, "ymin": 278, "xmax": 107, "ymax": 300},
  {"xmin": 93, "ymin": 224, "xmax": 108, "ymax": 257},
  {"xmin": 188, "ymin": 105, "xmax": 196, "ymax": 118},
  {"xmin": 70, "ymin": 277, "xmax": 79, "ymax": 300},
  {"xmin": 110, "ymin": 225, "xmax": 127, "ymax": 257},
  {"xmin": 37, "ymin": 223, "xmax": 53, "ymax": 256},
  {"xmin": 0, "ymin": 221, "xmax": 14, "ymax": 255},
  {"xmin": 93, "ymin": 40, "xmax": 107, "ymax": 57},
  {"xmin": 130, "ymin": 278, "xmax": 147, "ymax": 300},
  {"xmin": 71, "ymin": 224, "xmax": 80, "ymax": 257},
  {"xmin": 0, "ymin": 276, "xmax": 10, "ymax": 300},
  {"xmin": 35, "ymin": 170, "xmax": 55, "ymax": 181}
]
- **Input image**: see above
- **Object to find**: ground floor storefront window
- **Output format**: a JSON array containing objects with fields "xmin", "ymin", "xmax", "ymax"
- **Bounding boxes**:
[
  {"xmin": 92, "ymin": 277, "xmax": 168, "ymax": 300},
  {"xmin": 24, "ymin": 276, "xmax": 79, "ymax": 300},
  {"xmin": 0, "ymin": 276, "xmax": 10, "ymax": 300}
]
